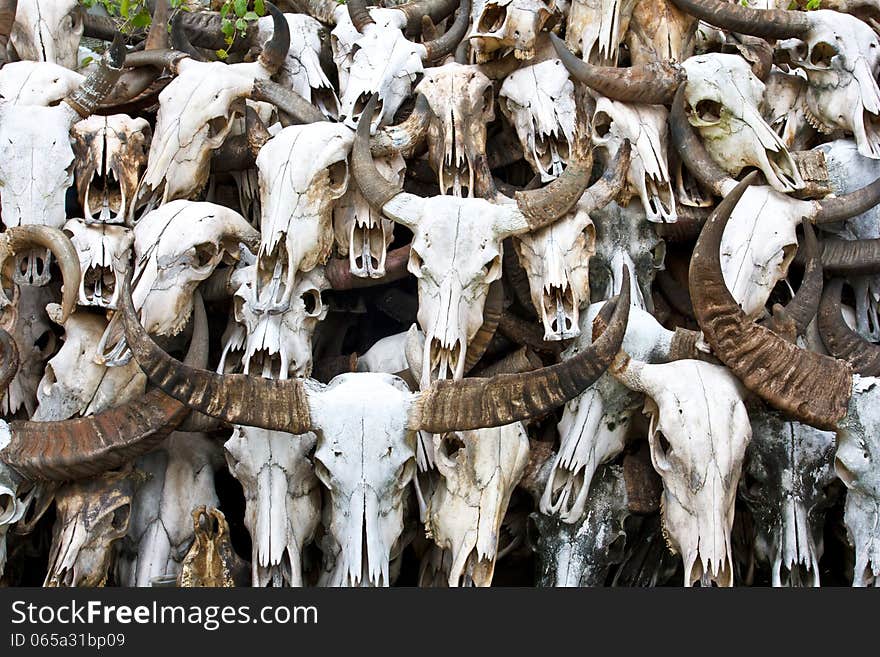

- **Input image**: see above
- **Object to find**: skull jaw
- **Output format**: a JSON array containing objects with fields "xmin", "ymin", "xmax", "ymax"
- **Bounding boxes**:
[
  {"xmin": 540, "ymin": 283, "xmax": 580, "ymax": 341},
  {"xmin": 12, "ymin": 249, "xmax": 53, "ymax": 288},
  {"xmin": 79, "ymin": 265, "xmax": 124, "ymax": 310},
  {"xmin": 348, "ymin": 218, "xmax": 388, "ymax": 279}
]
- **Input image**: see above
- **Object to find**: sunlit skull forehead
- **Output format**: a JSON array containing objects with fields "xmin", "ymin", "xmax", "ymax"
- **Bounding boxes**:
[
  {"xmin": 309, "ymin": 373, "xmax": 418, "ymax": 587},
  {"xmin": 0, "ymin": 61, "xmax": 83, "ymax": 107},
  {"xmin": 72, "ymin": 115, "xmax": 152, "ymax": 225},
  {"xmin": 10, "ymin": 0, "xmax": 84, "ymax": 69},
  {"xmin": 681, "ymin": 53, "xmax": 805, "ymax": 193},
  {"xmin": 500, "ymin": 59, "xmax": 577, "ymax": 182}
]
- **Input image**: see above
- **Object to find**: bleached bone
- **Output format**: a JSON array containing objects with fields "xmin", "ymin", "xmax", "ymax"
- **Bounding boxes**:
[
  {"xmin": 499, "ymin": 59, "xmax": 577, "ymax": 182},
  {"xmin": 63, "ymin": 220, "xmax": 134, "ymax": 310},
  {"xmin": 609, "ymin": 355, "xmax": 751, "ymax": 586},
  {"xmin": 762, "ymin": 68, "xmax": 813, "ymax": 151},
  {"xmin": 115, "ymin": 432, "xmax": 222, "ymax": 587},
  {"xmin": 742, "ymin": 409, "xmax": 836, "ymax": 587},
  {"xmin": 45, "ymin": 468, "xmax": 141, "ymax": 587},
  {"xmin": 72, "ymin": 115, "xmax": 151, "ymax": 225},
  {"xmin": 468, "ymin": 0, "xmax": 559, "ymax": 62},
  {"xmin": 0, "ymin": 60, "xmax": 82, "ymax": 107},
  {"xmin": 681, "ymin": 53, "xmax": 805, "ymax": 193},
  {"xmin": 10, "ymin": 0, "xmax": 83, "ymax": 69},
  {"xmin": 423, "ymin": 422, "xmax": 529, "ymax": 586},
  {"xmin": 565, "ymin": 0, "xmax": 636, "ymax": 65}
]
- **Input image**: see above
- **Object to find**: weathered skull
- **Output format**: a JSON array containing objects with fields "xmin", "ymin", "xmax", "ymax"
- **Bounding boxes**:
[
  {"xmin": 591, "ymin": 97, "xmax": 675, "ymax": 223},
  {"xmin": 177, "ymin": 507, "xmax": 242, "ymax": 587},
  {"xmin": 0, "ymin": 60, "xmax": 82, "ymax": 107},
  {"xmin": 589, "ymin": 200, "xmax": 664, "ymax": 310},
  {"xmin": 469, "ymin": 0, "xmax": 558, "ymax": 62},
  {"xmin": 762, "ymin": 68, "xmax": 813, "ymax": 151},
  {"xmin": 331, "ymin": 9, "xmax": 426, "ymax": 128},
  {"xmin": 779, "ymin": 11, "xmax": 880, "ymax": 159},
  {"xmin": 565, "ymin": 0, "xmax": 636, "ymax": 64},
  {"xmin": 741, "ymin": 409, "xmax": 836, "ymax": 587},
  {"xmin": 72, "ymin": 115, "xmax": 152, "ymax": 225},
  {"xmin": 34, "ymin": 311, "xmax": 145, "ymax": 422},
  {"xmin": 835, "ymin": 377, "xmax": 880, "ymax": 586},
  {"xmin": 254, "ymin": 13, "xmax": 339, "ymax": 118},
  {"xmin": 63, "ymin": 219, "xmax": 134, "ymax": 310},
  {"xmin": 612, "ymin": 357, "xmax": 751, "ymax": 586},
  {"xmin": 418, "ymin": 62, "xmax": 495, "ymax": 196},
  {"xmin": 45, "ymin": 469, "xmax": 140, "ymax": 587},
  {"xmin": 137, "ymin": 59, "xmax": 274, "ymax": 208},
  {"xmin": 530, "ymin": 464, "xmax": 628, "ymax": 586},
  {"xmin": 425, "ymin": 422, "xmax": 529, "ymax": 586},
  {"xmin": 255, "ymin": 123, "xmax": 352, "ymax": 311},
  {"xmin": 225, "ymin": 427, "xmax": 321, "ymax": 587},
  {"xmin": 116, "ymin": 432, "xmax": 221, "ymax": 587},
  {"xmin": 499, "ymin": 59, "xmax": 577, "ymax": 182},
  {"xmin": 2, "ymin": 285, "xmax": 55, "ymax": 416},
  {"xmin": 332, "ymin": 154, "xmax": 400, "ymax": 278},
  {"xmin": 10, "ymin": 0, "xmax": 83, "ymax": 69},
  {"xmin": 220, "ymin": 265, "xmax": 329, "ymax": 380},
  {"xmin": 513, "ymin": 207, "xmax": 595, "ymax": 340},
  {"xmin": 625, "ymin": 0, "xmax": 696, "ymax": 66},
  {"xmin": 681, "ymin": 53, "xmax": 805, "ymax": 193},
  {"xmin": 311, "ymin": 373, "xmax": 418, "ymax": 587}
]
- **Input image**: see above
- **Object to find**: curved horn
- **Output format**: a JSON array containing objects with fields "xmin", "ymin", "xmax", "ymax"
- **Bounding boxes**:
[
  {"xmin": 551, "ymin": 33, "xmax": 685, "ymax": 105},
  {"xmin": 259, "ymin": 3, "xmax": 290, "ymax": 74},
  {"xmin": 352, "ymin": 94, "xmax": 406, "ymax": 211},
  {"xmin": 0, "ymin": 293, "xmax": 210, "ymax": 482},
  {"xmin": 347, "ymin": 0, "xmax": 375, "ymax": 32},
  {"xmin": 412, "ymin": 268, "xmax": 630, "ymax": 433},
  {"xmin": 689, "ymin": 172, "xmax": 852, "ymax": 430},
  {"xmin": 397, "ymin": 0, "xmax": 460, "ymax": 34},
  {"xmin": 171, "ymin": 11, "xmax": 206, "ymax": 62},
  {"xmin": 0, "ymin": 328, "xmax": 19, "ymax": 396},
  {"xmin": 818, "ymin": 278, "xmax": 880, "ymax": 376},
  {"xmin": 513, "ymin": 140, "xmax": 630, "ymax": 230},
  {"xmin": 63, "ymin": 35, "xmax": 127, "ymax": 119},
  {"xmin": 669, "ymin": 0, "xmax": 811, "ymax": 40},
  {"xmin": 250, "ymin": 78, "xmax": 325, "ymax": 124},
  {"xmin": 811, "ymin": 176, "xmax": 880, "ymax": 224},
  {"xmin": 0, "ymin": 227, "xmax": 81, "ymax": 324},
  {"xmin": 119, "ymin": 280, "xmax": 313, "ymax": 434},
  {"xmin": 769, "ymin": 221, "xmax": 823, "ymax": 336},
  {"xmin": 421, "ymin": 0, "xmax": 471, "ymax": 62},
  {"xmin": 813, "ymin": 237, "xmax": 880, "ymax": 276},
  {"xmin": 465, "ymin": 278, "xmax": 504, "ymax": 373},
  {"xmin": 670, "ymin": 85, "xmax": 733, "ymax": 197},
  {"xmin": 370, "ymin": 95, "xmax": 432, "ymax": 157}
]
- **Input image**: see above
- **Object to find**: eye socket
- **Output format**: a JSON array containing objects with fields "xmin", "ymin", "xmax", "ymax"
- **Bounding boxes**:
[
  {"xmin": 327, "ymin": 160, "xmax": 349, "ymax": 197},
  {"xmin": 593, "ymin": 111, "xmax": 613, "ymax": 139},
  {"xmin": 651, "ymin": 431, "xmax": 673, "ymax": 471},
  {"xmin": 110, "ymin": 504, "xmax": 131, "ymax": 531},
  {"xmin": 809, "ymin": 41, "xmax": 838, "ymax": 68},
  {"xmin": 482, "ymin": 86, "xmax": 494, "ymax": 115},
  {"xmin": 301, "ymin": 288, "xmax": 323, "ymax": 317},
  {"xmin": 313, "ymin": 459, "xmax": 332, "ymax": 490},
  {"xmin": 692, "ymin": 99, "xmax": 723, "ymax": 124},
  {"xmin": 478, "ymin": 5, "xmax": 507, "ymax": 33},
  {"xmin": 193, "ymin": 242, "xmax": 219, "ymax": 269},
  {"xmin": 440, "ymin": 433, "xmax": 466, "ymax": 460}
]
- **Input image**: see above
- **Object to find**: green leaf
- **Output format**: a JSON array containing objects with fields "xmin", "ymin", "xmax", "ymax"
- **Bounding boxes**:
[
  {"xmin": 221, "ymin": 19, "xmax": 235, "ymax": 37},
  {"xmin": 120, "ymin": 0, "xmax": 130, "ymax": 17},
  {"xmin": 254, "ymin": 0, "xmax": 266, "ymax": 14},
  {"xmin": 234, "ymin": 0, "xmax": 248, "ymax": 17},
  {"xmin": 243, "ymin": 11, "xmax": 259, "ymax": 20},
  {"xmin": 131, "ymin": 8, "xmax": 151, "ymax": 28},
  {"xmin": 235, "ymin": 16, "xmax": 248, "ymax": 32},
  {"xmin": 221, "ymin": 3, "xmax": 231, "ymax": 18},
  {"xmin": 216, "ymin": 49, "xmax": 229, "ymax": 60}
]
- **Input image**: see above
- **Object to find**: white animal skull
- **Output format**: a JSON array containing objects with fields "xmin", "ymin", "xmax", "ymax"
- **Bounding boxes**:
[
  {"xmin": 225, "ymin": 427, "xmax": 321, "ymax": 587},
  {"xmin": 425, "ymin": 422, "xmax": 529, "ymax": 586},
  {"xmin": 499, "ymin": 59, "xmax": 577, "ymax": 182},
  {"xmin": 591, "ymin": 97, "xmax": 675, "ymax": 223},
  {"xmin": 469, "ymin": 0, "xmax": 558, "ymax": 62},
  {"xmin": 681, "ymin": 53, "xmax": 805, "ymax": 193},
  {"xmin": 0, "ymin": 60, "xmax": 82, "ymax": 107},
  {"xmin": 762, "ymin": 68, "xmax": 813, "ymax": 151},
  {"xmin": 10, "ymin": 0, "xmax": 83, "ymax": 69},
  {"xmin": 565, "ymin": 0, "xmax": 636, "ymax": 64},
  {"xmin": 63, "ymin": 219, "xmax": 134, "ymax": 310}
]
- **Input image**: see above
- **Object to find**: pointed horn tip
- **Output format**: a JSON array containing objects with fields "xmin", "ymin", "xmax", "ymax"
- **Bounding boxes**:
[{"xmin": 108, "ymin": 34, "xmax": 127, "ymax": 68}]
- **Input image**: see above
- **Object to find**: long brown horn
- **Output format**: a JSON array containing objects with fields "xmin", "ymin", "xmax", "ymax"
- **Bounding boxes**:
[
  {"xmin": 63, "ymin": 35, "xmax": 127, "ymax": 119},
  {"xmin": 0, "ymin": 226, "xmax": 81, "ymax": 324},
  {"xmin": 818, "ymin": 278, "xmax": 880, "ymax": 376},
  {"xmin": 670, "ymin": 85, "xmax": 733, "ymax": 197},
  {"xmin": 0, "ymin": 328, "xmax": 19, "ymax": 395},
  {"xmin": 170, "ymin": 11, "xmax": 206, "ymax": 62},
  {"xmin": 811, "ymin": 176, "xmax": 880, "ymax": 224},
  {"xmin": 397, "ymin": 0, "xmax": 460, "ymax": 34},
  {"xmin": 352, "ymin": 94, "xmax": 405, "ymax": 211},
  {"xmin": 813, "ymin": 237, "xmax": 880, "ymax": 275},
  {"xmin": 0, "ymin": 293, "xmax": 210, "ymax": 482},
  {"xmin": 550, "ymin": 34, "xmax": 685, "ymax": 106},
  {"xmin": 465, "ymin": 279, "xmax": 503, "ymax": 373},
  {"xmin": 669, "ymin": 0, "xmax": 811, "ymax": 40},
  {"xmin": 250, "ymin": 79, "xmax": 325, "ymax": 124},
  {"xmin": 421, "ymin": 0, "xmax": 470, "ymax": 62},
  {"xmin": 689, "ymin": 172, "xmax": 852, "ymax": 430},
  {"xmin": 514, "ymin": 140, "xmax": 630, "ymax": 229},
  {"xmin": 259, "ymin": 3, "xmax": 290, "ymax": 74},
  {"xmin": 370, "ymin": 95, "xmax": 432, "ymax": 157},
  {"xmin": 120, "ymin": 279, "xmax": 313, "ymax": 434},
  {"xmin": 411, "ymin": 267, "xmax": 630, "ymax": 433},
  {"xmin": 347, "ymin": 0, "xmax": 375, "ymax": 32}
]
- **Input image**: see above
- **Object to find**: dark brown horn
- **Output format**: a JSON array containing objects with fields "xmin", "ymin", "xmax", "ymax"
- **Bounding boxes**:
[
  {"xmin": 63, "ymin": 35, "xmax": 127, "ymax": 119},
  {"xmin": 551, "ymin": 33, "xmax": 685, "ymax": 105},
  {"xmin": 259, "ymin": 3, "xmax": 290, "ymax": 74},
  {"xmin": 464, "ymin": 279, "xmax": 504, "ymax": 373},
  {"xmin": 811, "ymin": 176, "xmax": 880, "ymax": 224},
  {"xmin": 370, "ymin": 95, "xmax": 432, "ymax": 157},
  {"xmin": 250, "ymin": 79, "xmax": 325, "ymax": 124},
  {"xmin": 0, "ymin": 226, "xmax": 81, "ymax": 324},
  {"xmin": 514, "ymin": 140, "xmax": 630, "ymax": 229},
  {"xmin": 412, "ymin": 267, "xmax": 630, "ymax": 433},
  {"xmin": 0, "ymin": 328, "xmax": 19, "ymax": 395},
  {"xmin": 0, "ymin": 293, "xmax": 209, "ymax": 482},
  {"xmin": 120, "ymin": 279, "xmax": 313, "ymax": 434},
  {"xmin": 145, "ymin": 0, "xmax": 171, "ymax": 51},
  {"xmin": 171, "ymin": 11, "xmax": 205, "ymax": 62},
  {"xmin": 347, "ymin": 0, "xmax": 375, "ymax": 32},
  {"xmin": 397, "ymin": 0, "xmax": 460, "ymax": 34},
  {"xmin": 326, "ymin": 244, "xmax": 412, "ymax": 290},
  {"xmin": 670, "ymin": 85, "xmax": 732, "ymax": 197},
  {"xmin": 654, "ymin": 205, "xmax": 713, "ymax": 243},
  {"xmin": 669, "ymin": 0, "xmax": 811, "ymax": 40},
  {"xmin": 352, "ymin": 94, "xmax": 405, "ymax": 211},
  {"xmin": 421, "ymin": 0, "xmax": 470, "ymax": 62},
  {"xmin": 689, "ymin": 172, "xmax": 852, "ymax": 431},
  {"xmin": 818, "ymin": 278, "xmax": 880, "ymax": 376},
  {"xmin": 770, "ymin": 222, "xmax": 823, "ymax": 336},
  {"xmin": 813, "ymin": 237, "xmax": 880, "ymax": 276}
]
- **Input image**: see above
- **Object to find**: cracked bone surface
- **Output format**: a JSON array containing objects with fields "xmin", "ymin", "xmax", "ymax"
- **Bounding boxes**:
[
  {"xmin": 468, "ymin": 0, "xmax": 558, "ymax": 62},
  {"xmin": 742, "ymin": 409, "xmax": 836, "ymax": 587},
  {"xmin": 566, "ymin": 0, "xmax": 636, "ymax": 65},
  {"xmin": 10, "ymin": 0, "xmax": 82, "ymax": 69}
]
